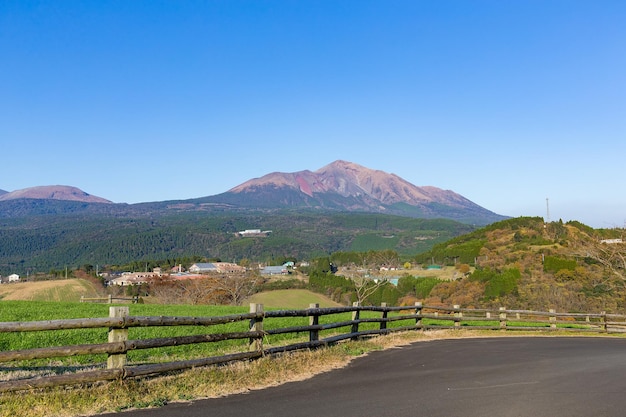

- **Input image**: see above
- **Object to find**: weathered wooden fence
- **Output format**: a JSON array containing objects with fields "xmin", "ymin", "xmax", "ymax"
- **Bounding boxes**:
[
  {"xmin": 1, "ymin": 302, "xmax": 626, "ymax": 393},
  {"xmin": 80, "ymin": 295, "xmax": 140, "ymax": 304}
]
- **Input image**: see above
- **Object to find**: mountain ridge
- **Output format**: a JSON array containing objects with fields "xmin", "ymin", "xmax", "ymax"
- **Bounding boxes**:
[
  {"xmin": 0, "ymin": 185, "xmax": 112, "ymax": 204},
  {"xmin": 207, "ymin": 160, "xmax": 505, "ymax": 224},
  {"xmin": 1, "ymin": 161, "xmax": 507, "ymax": 225}
]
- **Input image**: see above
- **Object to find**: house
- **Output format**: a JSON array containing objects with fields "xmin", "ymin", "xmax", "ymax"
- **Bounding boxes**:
[
  {"xmin": 188, "ymin": 263, "xmax": 217, "ymax": 273},
  {"xmin": 7, "ymin": 274, "xmax": 20, "ymax": 283},
  {"xmin": 188, "ymin": 262, "xmax": 245, "ymax": 274},
  {"xmin": 213, "ymin": 262, "xmax": 245, "ymax": 273},
  {"xmin": 601, "ymin": 239, "xmax": 623, "ymax": 244},
  {"xmin": 261, "ymin": 266, "xmax": 289, "ymax": 275},
  {"xmin": 237, "ymin": 229, "xmax": 272, "ymax": 237},
  {"xmin": 108, "ymin": 272, "xmax": 157, "ymax": 286}
]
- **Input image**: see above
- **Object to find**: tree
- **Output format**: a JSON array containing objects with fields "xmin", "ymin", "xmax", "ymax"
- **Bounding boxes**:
[
  {"xmin": 351, "ymin": 275, "xmax": 388, "ymax": 305},
  {"xmin": 572, "ymin": 230, "xmax": 626, "ymax": 283},
  {"xmin": 369, "ymin": 250, "xmax": 400, "ymax": 269},
  {"xmin": 210, "ymin": 273, "xmax": 264, "ymax": 305}
]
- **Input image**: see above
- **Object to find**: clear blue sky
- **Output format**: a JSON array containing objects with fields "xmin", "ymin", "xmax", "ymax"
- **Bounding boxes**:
[{"xmin": 1, "ymin": 1, "xmax": 625, "ymax": 228}]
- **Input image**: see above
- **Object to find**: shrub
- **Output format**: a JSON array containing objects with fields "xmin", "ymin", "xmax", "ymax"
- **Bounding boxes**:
[
  {"xmin": 415, "ymin": 277, "xmax": 440, "ymax": 299},
  {"xmin": 544, "ymin": 256, "xmax": 577, "ymax": 273}
]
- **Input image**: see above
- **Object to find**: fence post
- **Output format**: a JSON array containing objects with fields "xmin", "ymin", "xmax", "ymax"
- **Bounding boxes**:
[
  {"xmin": 309, "ymin": 303, "xmax": 319, "ymax": 342},
  {"xmin": 249, "ymin": 303, "xmax": 264, "ymax": 352},
  {"xmin": 499, "ymin": 307, "xmax": 507, "ymax": 330},
  {"xmin": 107, "ymin": 306, "xmax": 129, "ymax": 370},
  {"xmin": 380, "ymin": 302, "xmax": 388, "ymax": 331},
  {"xmin": 601, "ymin": 311, "xmax": 607, "ymax": 333},
  {"xmin": 549, "ymin": 309, "xmax": 557, "ymax": 329},
  {"xmin": 108, "ymin": 294, "xmax": 113, "ymax": 304},
  {"xmin": 351, "ymin": 302, "xmax": 360, "ymax": 340},
  {"xmin": 454, "ymin": 305, "xmax": 461, "ymax": 329},
  {"xmin": 415, "ymin": 302, "xmax": 423, "ymax": 329}
]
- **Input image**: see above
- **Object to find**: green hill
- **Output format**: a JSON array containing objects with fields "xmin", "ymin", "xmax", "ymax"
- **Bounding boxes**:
[{"xmin": 413, "ymin": 217, "xmax": 626, "ymax": 313}]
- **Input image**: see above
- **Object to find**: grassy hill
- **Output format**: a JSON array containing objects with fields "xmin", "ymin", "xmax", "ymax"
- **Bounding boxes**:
[{"xmin": 414, "ymin": 217, "xmax": 626, "ymax": 313}]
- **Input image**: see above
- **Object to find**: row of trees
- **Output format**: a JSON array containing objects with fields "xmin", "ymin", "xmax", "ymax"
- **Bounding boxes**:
[{"xmin": 110, "ymin": 272, "xmax": 264, "ymax": 306}]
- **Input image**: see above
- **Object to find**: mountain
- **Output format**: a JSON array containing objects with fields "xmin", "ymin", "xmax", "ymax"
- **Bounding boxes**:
[
  {"xmin": 0, "ymin": 186, "xmax": 111, "ymax": 204},
  {"xmin": 0, "ymin": 189, "xmax": 7, "ymax": 197},
  {"xmin": 200, "ymin": 160, "xmax": 506, "ymax": 225},
  {"xmin": 0, "ymin": 162, "xmax": 505, "ymax": 225}
]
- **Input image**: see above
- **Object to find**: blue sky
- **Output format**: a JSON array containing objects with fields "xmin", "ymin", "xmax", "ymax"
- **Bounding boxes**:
[{"xmin": 1, "ymin": 1, "xmax": 625, "ymax": 228}]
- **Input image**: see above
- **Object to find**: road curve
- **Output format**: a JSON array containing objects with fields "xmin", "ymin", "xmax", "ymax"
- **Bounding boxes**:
[{"xmin": 109, "ymin": 337, "xmax": 626, "ymax": 417}]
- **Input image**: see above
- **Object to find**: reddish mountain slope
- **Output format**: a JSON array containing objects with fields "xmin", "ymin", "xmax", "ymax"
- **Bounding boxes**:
[
  {"xmin": 210, "ymin": 160, "xmax": 505, "ymax": 224},
  {"xmin": 0, "ymin": 186, "xmax": 111, "ymax": 204}
]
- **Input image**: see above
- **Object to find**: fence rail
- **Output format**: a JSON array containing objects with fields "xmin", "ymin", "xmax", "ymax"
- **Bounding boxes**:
[
  {"xmin": 80, "ymin": 295, "xmax": 139, "ymax": 304},
  {"xmin": 1, "ymin": 302, "xmax": 625, "ymax": 393}
]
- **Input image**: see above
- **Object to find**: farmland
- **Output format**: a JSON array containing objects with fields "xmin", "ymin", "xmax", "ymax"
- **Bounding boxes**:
[{"xmin": 0, "ymin": 279, "xmax": 101, "ymax": 302}]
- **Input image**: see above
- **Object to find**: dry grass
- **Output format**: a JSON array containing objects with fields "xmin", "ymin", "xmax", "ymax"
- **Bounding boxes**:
[
  {"xmin": 0, "ymin": 279, "xmax": 98, "ymax": 302},
  {"xmin": 0, "ymin": 330, "xmax": 454, "ymax": 417},
  {"xmin": 0, "ymin": 329, "xmax": 618, "ymax": 417}
]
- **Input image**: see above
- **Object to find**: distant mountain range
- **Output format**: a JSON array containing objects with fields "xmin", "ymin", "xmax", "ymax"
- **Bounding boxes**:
[
  {"xmin": 0, "ymin": 185, "xmax": 111, "ymax": 204},
  {"xmin": 0, "ymin": 161, "xmax": 507, "ymax": 224}
]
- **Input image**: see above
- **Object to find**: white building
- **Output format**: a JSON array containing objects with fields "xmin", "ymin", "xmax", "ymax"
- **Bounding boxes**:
[{"xmin": 7, "ymin": 274, "xmax": 20, "ymax": 283}]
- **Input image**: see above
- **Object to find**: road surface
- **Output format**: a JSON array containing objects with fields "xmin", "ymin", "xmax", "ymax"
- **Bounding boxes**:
[{"xmin": 108, "ymin": 337, "xmax": 626, "ymax": 417}]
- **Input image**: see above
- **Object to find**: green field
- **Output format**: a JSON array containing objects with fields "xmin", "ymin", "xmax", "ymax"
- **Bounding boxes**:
[
  {"xmin": 0, "ymin": 301, "xmax": 362, "ymax": 366},
  {"xmin": 246, "ymin": 289, "xmax": 342, "ymax": 308}
]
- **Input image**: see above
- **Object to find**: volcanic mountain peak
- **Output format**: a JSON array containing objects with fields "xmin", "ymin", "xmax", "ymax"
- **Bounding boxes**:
[
  {"xmin": 0, "ymin": 185, "xmax": 112, "ymax": 204},
  {"xmin": 230, "ymin": 160, "xmax": 463, "ymax": 206},
  {"xmin": 217, "ymin": 160, "xmax": 505, "ymax": 224}
]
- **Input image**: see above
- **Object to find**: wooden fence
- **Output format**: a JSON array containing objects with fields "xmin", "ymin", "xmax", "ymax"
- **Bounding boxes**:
[
  {"xmin": 80, "ymin": 295, "xmax": 140, "ymax": 304},
  {"xmin": 1, "ymin": 302, "xmax": 626, "ymax": 393}
]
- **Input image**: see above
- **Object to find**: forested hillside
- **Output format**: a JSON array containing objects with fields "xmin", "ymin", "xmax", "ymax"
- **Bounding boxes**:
[{"xmin": 0, "ymin": 210, "xmax": 474, "ymax": 275}]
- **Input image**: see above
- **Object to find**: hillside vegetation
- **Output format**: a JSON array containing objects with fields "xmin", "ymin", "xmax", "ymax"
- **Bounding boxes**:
[
  {"xmin": 0, "ymin": 210, "xmax": 474, "ymax": 276},
  {"xmin": 413, "ymin": 217, "xmax": 626, "ymax": 313}
]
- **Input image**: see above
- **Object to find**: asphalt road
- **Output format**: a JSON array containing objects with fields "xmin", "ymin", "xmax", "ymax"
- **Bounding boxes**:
[{"xmin": 109, "ymin": 337, "xmax": 626, "ymax": 417}]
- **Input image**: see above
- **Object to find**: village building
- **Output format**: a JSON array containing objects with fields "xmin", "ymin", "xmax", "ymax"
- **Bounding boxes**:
[
  {"xmin": 189, "ymin": 262, "xmax": 245, "ymax": 274},
  {"xmin": 261, "ymin": 265, "xmax": 289, "ymax": 275},
  {"xmin": 236, "ymin": 229, "xmax": 272, "ymax": 237},
  {"xmin": 189, "ymin": 263, "xmax": 218, "ymax": 273},
  {"xmin": 108, "ymin": 272, "xmax": 158, "ymax": 286}
]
